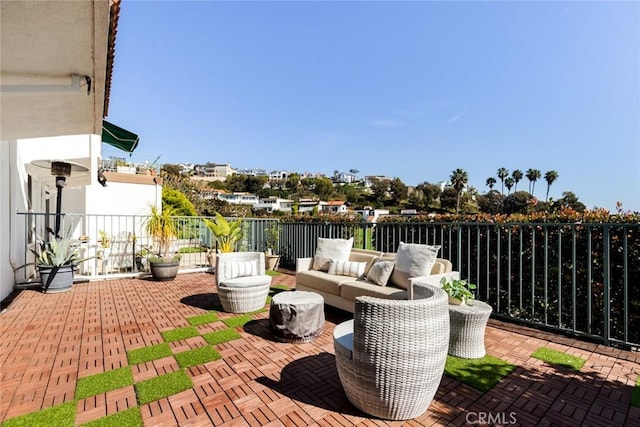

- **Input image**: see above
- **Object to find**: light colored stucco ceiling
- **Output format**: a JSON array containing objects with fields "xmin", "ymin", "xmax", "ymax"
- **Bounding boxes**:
[{"xmin": 0, "ymin": 0, "xmax": 111, "ymax": 140}]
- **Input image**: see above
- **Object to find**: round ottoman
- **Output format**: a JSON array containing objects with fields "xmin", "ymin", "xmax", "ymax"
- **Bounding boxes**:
[
  {"xmin": 269, "ymin": 291, "xmax": 325, "ymax": 343},
  {"xmin": 448, "ymin": 300, "xmax": 493, "ymax": 358}
]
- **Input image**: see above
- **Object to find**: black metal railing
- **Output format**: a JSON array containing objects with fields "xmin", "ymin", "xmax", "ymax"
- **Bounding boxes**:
[
  {"xmin": 277, "ymin": 220, "xmax": 639, "ymax": 348},
  {"xmin": 16, "ymin": 212, "xmax": 639, "ymax": 348}
]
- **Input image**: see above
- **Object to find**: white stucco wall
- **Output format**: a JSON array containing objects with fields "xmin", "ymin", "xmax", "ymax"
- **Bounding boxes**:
[
  {"xmin": 2, "ymin": 134, "xmax": 162, "ymax": 302},
  {"xmin": 1, "ymin": 141, "xmax": 13, "ymax": 303}
]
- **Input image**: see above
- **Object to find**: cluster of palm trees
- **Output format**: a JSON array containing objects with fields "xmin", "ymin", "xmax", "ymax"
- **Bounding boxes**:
[
  {"xmin": 447, "ymin": 167, "xmax": 559, "ymax": 214},
  {"xmin": 487, "ymin": 168, "xmax": 558, "ymax": 201}
]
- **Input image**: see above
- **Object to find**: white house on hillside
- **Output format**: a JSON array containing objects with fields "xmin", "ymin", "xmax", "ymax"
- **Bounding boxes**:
[{"xmin": 253, "ymin": 197, "xmax": 294, "ymax": 213}]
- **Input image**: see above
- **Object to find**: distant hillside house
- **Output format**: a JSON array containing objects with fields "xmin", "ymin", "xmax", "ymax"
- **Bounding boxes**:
[
  {"xmin": 322, "ymin": 200, "xmax": 348, "ymax": 214},
  {"xmin": 253, "ymin": 197, "xmax": 294, "ymax": 213},
  {"xmin": 363, "ymin": 175, "xmax": 393, "ymax": 188},
  {"xmin": 269, "ymin": 170, "xmax": 291, "ymax": 180},
  {"xmin": 333, "ymin": 171, "xmax": 358, "ymax": 184},
  {"xmin": 235, "ymin": 168, "xmax": 269, "ymax": 177},
  {"xmin": 195, "ymin": 162, "xmax": 236, "ymax": 181},
  {"xmin": 217, "ymin": 192, "xmax": 259, "ymax": 205},
  {"xmin": 297, "ymin": 198, "xmax": 323, "ymax": 214},
  {"xmin": 354, "ymin": 207, "xmax": 390, "ymax": 223}
]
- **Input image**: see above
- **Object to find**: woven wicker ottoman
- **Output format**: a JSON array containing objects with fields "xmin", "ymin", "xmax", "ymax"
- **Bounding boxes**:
[
  {"xmin": 448, "ymin": 301, "xmax": 493, "ymax": 358},
  {"xmin": 269, "ymin": 291, "xmax": 325, "ymax": 343}
]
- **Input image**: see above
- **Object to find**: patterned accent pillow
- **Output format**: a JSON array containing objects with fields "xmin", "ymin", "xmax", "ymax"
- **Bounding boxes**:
[
  {"xmin": 312, "ymin": 237, "xmax": 354, "ymax": 271},
  {"xmin": 366, "ymin": 260, "xmax": 395, "ymax": 286},
  {"xmin": 328, "ymin": 260, "xmax": 367, "ymax": 278},
  {"xmin": 227, "ymin": 260, "xmax": 258, "ymax": 279},
  {"xmin": 390, "ymin": 242, "xmax": 441, "ymax": 289}
]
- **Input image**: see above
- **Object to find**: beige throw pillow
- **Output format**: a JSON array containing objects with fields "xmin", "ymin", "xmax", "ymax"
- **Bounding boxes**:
[
  {"xmin": 312, "ymin": 237, "xmax": 354, "ymax": 271},
  {"xmin": 390, "ymin": 242, "xmax": 441, "ymax": 289},
  {"xmin": 328, "ymin": 260, "xmax": 366, "ymax": 278},
  {"xmin": 366, "ymin": 260, "xmax": 394, "ymax": 286}
]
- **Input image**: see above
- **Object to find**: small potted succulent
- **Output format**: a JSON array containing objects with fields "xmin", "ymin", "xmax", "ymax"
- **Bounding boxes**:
[{"xmin": 440, "ymin": 277, "xmax": 477, "ymax": 305}]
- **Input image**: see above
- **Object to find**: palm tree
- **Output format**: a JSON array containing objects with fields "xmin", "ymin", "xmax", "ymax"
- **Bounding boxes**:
[
  {"xmin": 544, "ymin": 170, "xmax": 559, "ymax": 202},
  {"xmin": 486, "ymin": 177, "xmax": 496, "ymax": 191},
  {"xmin": 512, "ymin": 169, "xmax": 523, "ymax": 192},
  {"xmin": 450, "ymin": 168, "xmax": 469, "ymax": 214},
  {"xmin": 497, "ymin": 168, "xmax": 509, "ymax": 195},
  {"xmin": 504, "ymin": 177, "xmax": 515, "ymax": 194},
  {"xmin": 526, "ymin": 168, "xmax": 541, "ymax": 196}
]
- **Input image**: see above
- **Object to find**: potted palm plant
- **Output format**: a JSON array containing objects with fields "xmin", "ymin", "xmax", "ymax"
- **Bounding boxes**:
[
  {"xmin": 264, "ymin": 222, "xmax": 280, "ymax": 270},
  {"xmin": 204, "ymin": 213, "xmax": 243, "ymax": 265},
  {"xmin": 440, "ymin": 277, "xmax": 477, "ymax": 305},
  {"xmin": 30, "ymin": 236, "xmax": 90, "ymax": 293},
  {"xmin": 145, "ymin": 205, "xmax": 181, "ymax": 281}
]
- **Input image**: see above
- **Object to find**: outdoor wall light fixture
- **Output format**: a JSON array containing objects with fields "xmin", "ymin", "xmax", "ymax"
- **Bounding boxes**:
[
  {"xmin": 0, "ymin": 74, "xmax": 91, "ymax": 95},
  {"xmin": 31, "ymin": 159, "xmax": 89, "ymax": 238}
]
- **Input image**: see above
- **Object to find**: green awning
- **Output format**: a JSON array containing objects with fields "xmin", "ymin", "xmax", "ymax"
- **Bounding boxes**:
[{"xmin": 102, "ymin": 120, "xmax": 139, "ymax": 153}]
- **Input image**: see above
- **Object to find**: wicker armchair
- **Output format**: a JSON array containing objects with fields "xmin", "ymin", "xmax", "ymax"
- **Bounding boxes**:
[
  {"xmin": 215, "ymin": 252, "xmax": 272, "ymax": 313},
  {"xmin": 333, "ymin": 283, "xmax": 449, "ymax": 420}
]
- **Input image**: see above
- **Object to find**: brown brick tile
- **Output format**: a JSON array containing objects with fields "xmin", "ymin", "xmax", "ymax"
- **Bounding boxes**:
[{"xmin": 2, "ymin": 272, "xmax": 639, "ymax": 426}]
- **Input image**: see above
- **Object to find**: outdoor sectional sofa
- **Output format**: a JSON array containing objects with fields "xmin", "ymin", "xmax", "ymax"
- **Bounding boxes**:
[{"xmin": 296, "ymin": 246, "xmax": 460, "ymax": 313}]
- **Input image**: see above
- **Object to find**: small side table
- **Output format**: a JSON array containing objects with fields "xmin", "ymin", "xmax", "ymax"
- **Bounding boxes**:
[
  {"xmin": 269, "ymin": 291, "xmax": 325, "ymax": 343},
  {"xmin": 448, "ymin": 300, "xmax": 493, "ymax": 358}
]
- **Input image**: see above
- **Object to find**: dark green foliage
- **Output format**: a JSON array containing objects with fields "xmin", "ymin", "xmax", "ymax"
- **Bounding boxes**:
[{"xmin": 503, "ymin": 191, "xmax": 533, "ymax": 214}]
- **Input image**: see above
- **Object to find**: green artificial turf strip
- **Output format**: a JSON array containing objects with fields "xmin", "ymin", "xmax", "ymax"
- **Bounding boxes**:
[
  {"xmin": 630, "ymin": 376, "xmax": 640, "ymax": 408},
  {"xmin": 161, "ymin": 326, "xmax": 199, "ymax": 342},
  {"xmin": 444, "ymin": 355, "xmax": 516, "ymax": 392},
  {"xmin": 79, "ymin": 407, "xmax": 142, "ymax": 427},
  {"xmin": 135, "ymin": 370, "xmax": 193, "ymax": 405},
  {"xmin": 127, "ymin": 343, "xmax": 172, "ymax": 365},
  {"xmin": 75, "ymin": 366, "xmax": 134, "ymax": 399},
  {"xmin": 266, "ymin": 270, "xmax": 283, "ymax": 277},
  {"xmin": 174, "ymin": 346, "xmax": 222, "ymax": 368},
  {"xmin": 223, "ymin": 314, "xmax": 253, "ymax": 328},
  {"xmin": 186, "ymin": 312, "xmax": 220, "ymax": 326},
  {"xmin": 2, "ymin": 401, "xmax": 76, "ymax": 427},
  {"xmin": 202, "ymin": 328, "xmax": 242, "ymax": 345},
  {"xmin": 532, "ymin": 347, "xmax": 586, "ymax": 372}
]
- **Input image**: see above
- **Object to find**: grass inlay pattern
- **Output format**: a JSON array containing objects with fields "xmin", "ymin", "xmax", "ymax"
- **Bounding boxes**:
[
  {"xmin": 175, "ymin": 346, "xmax": 222, "ymax": 368},
  {"xmin": 631, "ymin": 376, "xmax": 640, "ymax": 408},
  {"xmin": 186, "ymin": 312, "xmax": 220, "ymax": 326},
  {"xmin": 532, "ymin": 347, "xmax": 586, "ymax": 372},
  {"xmin": 202, "ymin": 328, "xmax": 242, "ymax": 345},
  {"xmin": 79, "ymin": 407, "xmax": 143, "ymax": 427},
  {"xmin": 127, "ymin": 343, "xmax": 172, "ymax": 365},
  {"xmin": 445, "ymin": 355, "xmax": 516, "ymax": 392},
  {"xmin": 2, "ymin": 401, "xmax": 76, "ymax": 427},
  {"xmin": 223, "ymin": 314, "xmax": 253, "ymax": 328},
  {"xmin": 161, "ymin": 326, "xmax": 199, "ymax": 342},
  {"xmin": 135, "ymin": 370, "xmax": 193, "ymax": 405},
  {"xmin": 75, "ymin": 366, "xmax": 134, "ymax": 399}
]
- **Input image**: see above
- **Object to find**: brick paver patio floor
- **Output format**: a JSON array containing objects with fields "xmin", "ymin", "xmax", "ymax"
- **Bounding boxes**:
[{"xmin": 1, "ymin": 271, "xmax": 639, "ymax": 426}]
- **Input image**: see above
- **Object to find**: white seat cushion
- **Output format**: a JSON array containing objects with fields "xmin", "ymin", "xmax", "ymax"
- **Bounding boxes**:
[{"xmin": 220, "ymin": 275, "xmax": 271, "ymax": 289}]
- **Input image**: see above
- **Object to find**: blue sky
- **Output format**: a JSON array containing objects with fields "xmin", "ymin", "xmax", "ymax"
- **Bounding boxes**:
[{"xmin": 105, "ymin": 1, "xmax": 640, "ymax": 212}]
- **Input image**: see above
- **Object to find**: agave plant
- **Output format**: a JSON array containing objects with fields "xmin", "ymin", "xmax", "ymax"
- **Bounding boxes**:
[
  {"xmin": 204, "ymin": 213, "xmax": 243, "ymax": 253},
  {"xmin": 31, "ymin": 236, "xmax": 86, "ymax": 267}
]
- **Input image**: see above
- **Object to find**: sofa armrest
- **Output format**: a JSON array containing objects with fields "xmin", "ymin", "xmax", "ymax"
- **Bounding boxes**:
[
  {"xmin": 408, "ymin": 271, "xmax": 461, "ymax": 299},
  {"xmin": 296, "ymin": 257, "xmax": 313, "ymax": 273}
]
